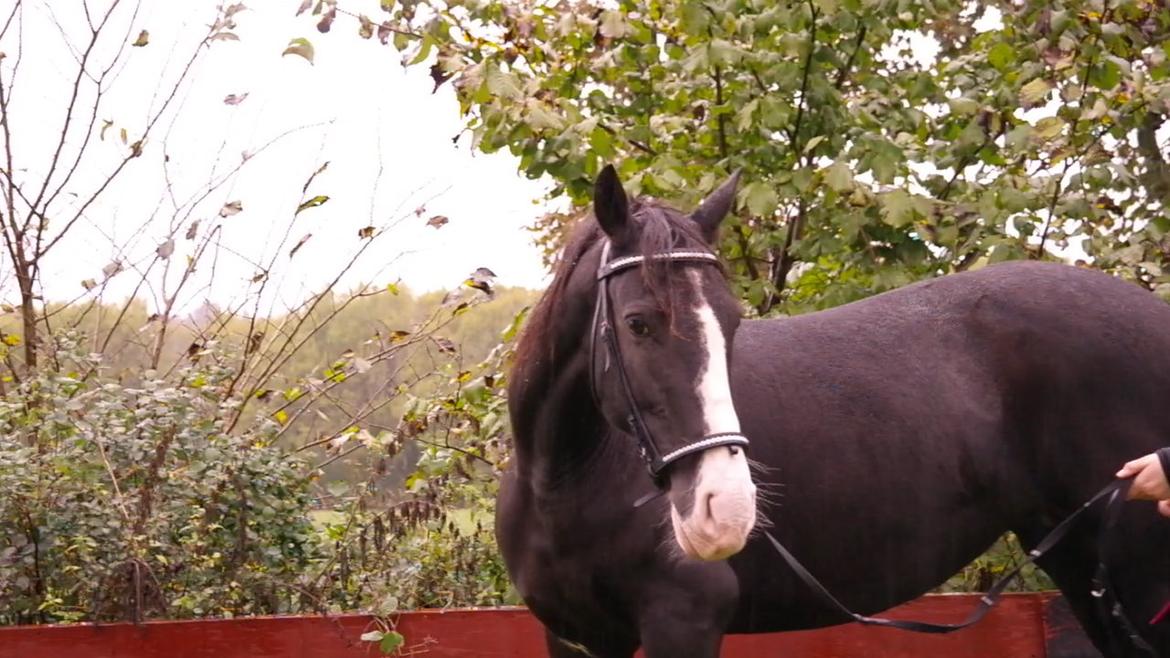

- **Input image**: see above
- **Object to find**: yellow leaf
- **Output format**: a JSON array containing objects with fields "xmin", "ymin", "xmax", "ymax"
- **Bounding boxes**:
[
  {"xmin": 274, "ymin": 409, "xmax": 289, "ymax": 425},
  {"xmin": 2, "ymin": 334, "xmax": 21, "ymax": 347}
]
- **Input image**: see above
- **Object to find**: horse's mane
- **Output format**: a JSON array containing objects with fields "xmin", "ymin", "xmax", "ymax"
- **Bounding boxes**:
[{"xmin": 513, "ymin": 199, "xmax": 707, "ymax": 372}]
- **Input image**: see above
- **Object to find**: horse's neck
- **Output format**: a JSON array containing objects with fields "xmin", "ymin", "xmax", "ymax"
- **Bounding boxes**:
[{"xmin": 508, "ymin": 259, "xmax": 624, "ymax": 490}]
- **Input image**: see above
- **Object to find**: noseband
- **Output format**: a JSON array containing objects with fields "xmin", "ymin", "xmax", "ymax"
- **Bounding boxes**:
[{"xmin": 589, "ymin": 240, "xmax": 750, "ymax": 485}]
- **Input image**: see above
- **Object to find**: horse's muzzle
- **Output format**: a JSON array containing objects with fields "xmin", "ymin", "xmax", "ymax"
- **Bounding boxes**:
[{"xmin": 669, "ymin": 445, "xmax": 757, "ymax": 560}]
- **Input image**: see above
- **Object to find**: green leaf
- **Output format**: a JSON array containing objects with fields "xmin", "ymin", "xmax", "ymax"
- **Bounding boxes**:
[
  {"xmin": 987, "ymin": 43, "xmax": 1014, "ymax": 71},
  {"xmin": 742, "ymin": 182, "xmax": 779, "ymax": 217},
  {"xmin": 947, "ymin": 97, "xmax": 980, "ymax": 116},
  {"xmin": 1089, "ymin": 60, "xmax": 1121, "ymax": 90},
  {"xmin": 870, "ymin": 152, "xmax": 898, "ymax": 185},
  {"xmin": 526, "ymin": 102, "xmax": 564, "ymax": 131},
  {"xmin": 803, "ymin": 135, "xmax": 826, "ymax": 153},
  {"xmin": 1035, "ymin": 116, "xmax": 1065, "ymax": 140},
  {"xmin": 709, "ymin": 39, "xmax": 740, "ymax": 66},
  {"xmin": 380, "ymin": 630, "xmax": 404, "ymax": 653},
  {"xmin": 824, "ymin": 161, "xmax": 854, "ymax": 192},
  {"xmin": 296, "ymin": 195, "xmax": 330, "ymax": 215},
  {"xmin": 880, "ymin": 189, "xmax": 914, "ymax": 228},
  {"xmin": 486, "ymin": 65, "xmax": 523, "ymax": 100},
  {"xmin": 282, "ymin": 38, "xmax": 315, "ymax": 65}
]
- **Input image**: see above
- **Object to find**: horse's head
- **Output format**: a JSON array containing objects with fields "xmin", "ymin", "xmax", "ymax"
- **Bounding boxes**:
[{"xmin": 590, "ymin": 165, "xmax": 756, "ymax": 561}]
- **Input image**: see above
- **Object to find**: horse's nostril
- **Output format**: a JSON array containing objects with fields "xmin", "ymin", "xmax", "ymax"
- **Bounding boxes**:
[{"xmin": 703, "ymin": 491, "xmax": 716, "ymax": 520}]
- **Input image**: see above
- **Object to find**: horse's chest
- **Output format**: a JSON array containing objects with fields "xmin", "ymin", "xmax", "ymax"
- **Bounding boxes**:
[
  {"xmin": 516, "ymin": 537, "xmax": 642, "ymax": 638},
  {"xmin": 502, "ymin": 507, "xmax": 650, "ymax": 636}
]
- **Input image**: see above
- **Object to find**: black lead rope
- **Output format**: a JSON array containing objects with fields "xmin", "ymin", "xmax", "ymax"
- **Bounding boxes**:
[{"xmin": 763, "ymin": 477, "xmax": 1154, "ymax": 652}]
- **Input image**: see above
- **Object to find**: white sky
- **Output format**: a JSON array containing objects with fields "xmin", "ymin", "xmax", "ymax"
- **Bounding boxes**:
[{"xmin": 1, "ymin": 1, "xmax": 552, "ymax": 316}]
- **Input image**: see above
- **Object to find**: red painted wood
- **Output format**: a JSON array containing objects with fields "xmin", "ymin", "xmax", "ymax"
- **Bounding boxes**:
[{"xmin": 0, "ymin": 593, "xmax": 1057, "ymax": 657}]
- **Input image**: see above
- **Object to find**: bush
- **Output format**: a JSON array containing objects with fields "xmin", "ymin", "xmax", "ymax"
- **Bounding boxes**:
[{"xmin": 0, "ymin": 334, "xmax": 320, "ymax": 624}]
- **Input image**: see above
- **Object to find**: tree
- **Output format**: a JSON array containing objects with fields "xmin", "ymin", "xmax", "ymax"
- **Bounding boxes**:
[{"xmin": 309, "ymin": 0, "xmax": 1170, "ymax": 316}]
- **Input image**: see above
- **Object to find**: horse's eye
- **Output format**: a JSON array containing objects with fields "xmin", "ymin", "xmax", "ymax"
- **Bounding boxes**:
[{"xmin": 625, "ymin": 316, "xmax": 651, "ymax": 337}]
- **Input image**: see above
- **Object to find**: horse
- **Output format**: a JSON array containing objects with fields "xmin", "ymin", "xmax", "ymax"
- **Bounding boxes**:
[{"xmin": 496, "ymin": 164, "xmax": 1170, "ymax": 657}]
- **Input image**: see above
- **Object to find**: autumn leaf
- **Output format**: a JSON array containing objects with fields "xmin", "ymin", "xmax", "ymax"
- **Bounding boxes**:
[
  {"xmin": 132, "ymin": 30, "xmax": 149, "ymax": 47},
  {"xmin": 358, "ymin": 15, "xmax": 374, "ymax": 39},
  {"xmin": 223, "ymin": 92, "xmax": 249, "ymax": 105},
  {"xmin": 358, "ymin": 226, "xmax": 375, "ymax": 239},
  {"xmin": 156, "ymin": 239, "xmax": 175, "ymax": 260},
  {"xmin": 426, "ymin": 215, "xmax": 449, "ymax": 229},
  {"xmin": 185, "ymin": 220, "xmax": 199, "ymax": 240},
  {"xmin": 1019, "ymin": 78, "xmax": 1052, "ymax": 108},
  {"xmin": 316, "ymin": 6, "xmax": 337, "ymax": 33},
  {"xmin": 282, "ymin": 37, "xmax": 315, "ymax": 64},
  {"xmin": 433, "ymin": 336, "xmax": 457, "ymax": 353},
  {"xmin": 219, "ymin": 200, "xmax": 243, "ymax": 217},
  {"xmin": 289, "ymin": 233, "xmax": 312, "ymax": 258},
  {"xmin": 81, "ymin": 279, "xmax": 97, "ymax": 291},
  {"xmin": 102, "ymin": 260, "xmax": 124, "ymax": 278}
]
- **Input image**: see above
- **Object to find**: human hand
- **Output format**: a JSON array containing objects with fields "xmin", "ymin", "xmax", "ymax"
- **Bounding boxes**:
[{"xmin": 1116, "ymin": 453, "xmax": 1170, "ymax": 518}]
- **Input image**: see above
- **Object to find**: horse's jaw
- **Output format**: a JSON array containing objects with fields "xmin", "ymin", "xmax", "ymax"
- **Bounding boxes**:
[{"xmin": 670, "ymin": 447, "xmax": 757, "ymax": 561}]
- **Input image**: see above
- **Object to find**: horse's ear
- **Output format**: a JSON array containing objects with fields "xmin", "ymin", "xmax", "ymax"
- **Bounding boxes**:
[
  {"xmin": 691, "ymin": 170, "xmax": 741, "ymax": 241},
  {"xmin": 594, "ymin": 164, "xmax": 631, "ymax": 245}
]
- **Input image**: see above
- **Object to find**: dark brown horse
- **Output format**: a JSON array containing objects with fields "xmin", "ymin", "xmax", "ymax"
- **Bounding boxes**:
[{"xmin": 497, "ymin": 165, "xmax": 1170, "ymax": 657}]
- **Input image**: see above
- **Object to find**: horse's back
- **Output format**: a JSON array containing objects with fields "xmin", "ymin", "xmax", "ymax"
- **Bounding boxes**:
[{"xmin": 727, "ymin": 261, "xmax": 1170, "ymax": 633}]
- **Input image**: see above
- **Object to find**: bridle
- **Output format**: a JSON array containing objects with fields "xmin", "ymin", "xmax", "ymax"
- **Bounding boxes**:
[{"xmin": 589, "ymin": 239, "xmax": 749, "ymax": 485}]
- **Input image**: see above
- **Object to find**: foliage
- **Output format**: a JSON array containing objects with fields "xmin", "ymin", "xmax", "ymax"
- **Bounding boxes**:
[
  {"xmin": 0, "ymin": 334, "xmax": 319, "ymax": 624},
  {"xmin": 314, "ymin": 0, "xmax": 1170, "ymax": 316},
  {"xmin": 0, "ymin": 286, "xmax": 528, "ymax": 625},
  {"xmin": 1, "ymin": 0, "xmax": 532, "ymax": 627}
]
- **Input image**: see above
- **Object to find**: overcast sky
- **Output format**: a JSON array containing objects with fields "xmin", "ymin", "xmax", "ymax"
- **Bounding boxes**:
[{"xmin": 2, "ymin": 0, "xmax": 552, "ymax": 316}]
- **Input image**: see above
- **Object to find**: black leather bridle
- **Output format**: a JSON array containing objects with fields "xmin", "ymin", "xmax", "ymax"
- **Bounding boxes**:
[{"xmin": 589, "ymin": 240, "xmax": 749, "ymax": 485}]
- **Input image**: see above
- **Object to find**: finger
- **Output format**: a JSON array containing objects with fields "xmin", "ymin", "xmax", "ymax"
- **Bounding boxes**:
[
  {"xmin": 1117, "ymin": 460, "xmax": 1143, "ymax": 478},
  {"xmin": 1159, "ymin": 500, "xmax": 1170, "ymax": 518}
]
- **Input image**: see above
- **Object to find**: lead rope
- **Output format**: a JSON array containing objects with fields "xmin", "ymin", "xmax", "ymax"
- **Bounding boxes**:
[{"xmin": 763, "ymin": 478, "xmax": 1155, "ymax": 653}]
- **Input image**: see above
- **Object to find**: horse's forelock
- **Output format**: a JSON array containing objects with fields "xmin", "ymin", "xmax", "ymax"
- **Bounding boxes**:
[
  {"xmin": 513, "ymin": 199, "xmax": 713, "ymax": 368},
  {"xmin": 631, "ymin": 200, "xmax": 710, "ymax": 323}
]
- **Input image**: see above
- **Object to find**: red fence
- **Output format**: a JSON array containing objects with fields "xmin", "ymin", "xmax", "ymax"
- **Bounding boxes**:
[{"xmin": 0, "ymin": 593, "xmax": 1096, "ymax": 658}]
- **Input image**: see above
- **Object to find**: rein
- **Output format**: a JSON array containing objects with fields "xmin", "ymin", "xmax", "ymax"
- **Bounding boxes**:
[
  {"xmin": 589, "ymin": 240, "xmax": 750, "ymax": 483},
  {"xmin": 763, "ymin": 477, "xmax": 1157, "ymax": 654}
]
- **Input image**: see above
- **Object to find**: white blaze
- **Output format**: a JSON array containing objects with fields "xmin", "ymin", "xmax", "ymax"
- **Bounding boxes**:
[
  {"xmin": 689, "ymin": 270, "xmax": 741, "ymax": 435},
  {"xmin": 671, "ymin": 271, "xmax": 756, "ymax": 561}
]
